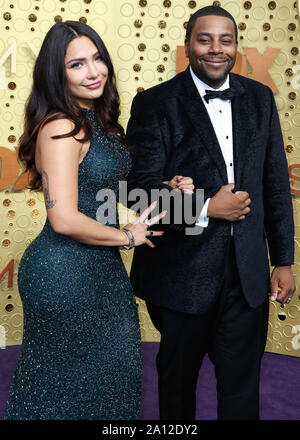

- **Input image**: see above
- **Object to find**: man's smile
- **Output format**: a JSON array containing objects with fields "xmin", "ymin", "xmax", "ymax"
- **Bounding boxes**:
[{"xmin": 200, "ymin": 57, "xmax": 229, "ymax": 67}]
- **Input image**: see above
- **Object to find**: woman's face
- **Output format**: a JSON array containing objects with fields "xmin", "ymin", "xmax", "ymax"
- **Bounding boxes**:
[{"xmin": 65, "ymin": 35, "xmax": 109, "ymax": 109}]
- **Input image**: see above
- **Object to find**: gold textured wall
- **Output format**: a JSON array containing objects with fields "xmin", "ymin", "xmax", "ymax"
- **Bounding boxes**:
[{"xmin": 0, "ymin": 0, "xmax": 299, "ymax": 356}]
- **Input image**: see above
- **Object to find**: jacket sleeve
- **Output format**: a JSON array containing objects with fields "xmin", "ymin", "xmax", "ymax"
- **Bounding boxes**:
[
  {"xmin": 125, "ymin": 92, "xmax": 204, "ymax": 233},
  {"xmin": 263, "ymin": 87, "xmax": 294, "ymax": 266}
]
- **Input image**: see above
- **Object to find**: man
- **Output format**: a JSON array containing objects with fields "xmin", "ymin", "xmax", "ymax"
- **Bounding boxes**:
[{"xmin": 126, "ymin": 6, "xmax": 295, "ymax": 420}]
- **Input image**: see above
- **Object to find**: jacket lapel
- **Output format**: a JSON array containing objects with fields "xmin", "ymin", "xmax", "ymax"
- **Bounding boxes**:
[
  {"xmin": 178, "ymin": 69, "xmax": 228, "ymax": 184},
  {"xmin": 229, "ymin": 73, "xmax": 251, "ymax": 190},
  {"xmin": 178, "ymin": 69, "xmax": 253, "ymax": 189}
]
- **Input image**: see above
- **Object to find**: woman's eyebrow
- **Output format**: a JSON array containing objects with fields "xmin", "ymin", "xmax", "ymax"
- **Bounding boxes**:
[{"xmin": 65, "ymin": 51, "xmax": 99, "ymax": 65}]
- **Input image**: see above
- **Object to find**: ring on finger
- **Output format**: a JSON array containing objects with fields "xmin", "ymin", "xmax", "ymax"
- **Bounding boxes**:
[
  {"xmin": 144, "ymin": 220, "xmax": 151, "ymax": 228},
  {"xmin": 286, "ymin": 297, "xmax": 292, "ymax": 303},
  {"xmin": 148, "ymin": 230, "xmax": 154, "ymax": 237}
]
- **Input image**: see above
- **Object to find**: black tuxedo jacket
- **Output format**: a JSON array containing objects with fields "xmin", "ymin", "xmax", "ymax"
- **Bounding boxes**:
[{"xmin": 126, "ymin": 67, "xmax": 294, "ymax": 314}]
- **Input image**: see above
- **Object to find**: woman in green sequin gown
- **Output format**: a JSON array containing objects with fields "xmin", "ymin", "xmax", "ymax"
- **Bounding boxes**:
[{"xmin": 3, "ymin": 21, "xmax": 167, "ymax": 420}]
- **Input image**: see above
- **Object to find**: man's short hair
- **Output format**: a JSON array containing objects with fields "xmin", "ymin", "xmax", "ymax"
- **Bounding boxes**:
[{"xmin": 185, "ymin": 6, "xmax": 238, "ymax": 42}]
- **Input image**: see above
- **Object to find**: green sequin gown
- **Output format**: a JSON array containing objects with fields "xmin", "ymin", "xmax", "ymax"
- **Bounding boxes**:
[{"xmin": 4, "ymin": 110, "xmax": 142, "ymax": 420}]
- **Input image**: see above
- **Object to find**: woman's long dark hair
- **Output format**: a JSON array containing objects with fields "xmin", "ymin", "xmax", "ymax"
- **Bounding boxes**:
[{"xmin": 19, "ymin": 20, "xmax": 126, "ymax": 190}]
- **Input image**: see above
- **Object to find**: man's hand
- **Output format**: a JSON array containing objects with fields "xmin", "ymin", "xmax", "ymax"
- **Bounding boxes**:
[
  {"xmin": 269, "ymin": 266, "xmax": 296, "ymax": 304},
  {"xmin": 207, "ymin": 183, "xmax": 251, "ymax": 222}
]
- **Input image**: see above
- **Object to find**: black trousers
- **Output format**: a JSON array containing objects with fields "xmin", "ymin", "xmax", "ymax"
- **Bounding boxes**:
[{"xmin": 146, "ymin": 239, "xmax": 269, "ymax": 420}]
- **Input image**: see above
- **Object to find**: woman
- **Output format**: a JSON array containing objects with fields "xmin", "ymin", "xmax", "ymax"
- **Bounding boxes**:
[{"xmin": 4, "ymin": 21, "xmax": 193, "ymax": 420}]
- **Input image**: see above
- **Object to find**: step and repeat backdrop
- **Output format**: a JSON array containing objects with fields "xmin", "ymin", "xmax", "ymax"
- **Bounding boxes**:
[{"xmin": 0, "ymin": 0, "xmax": 300, "ymax": 356}]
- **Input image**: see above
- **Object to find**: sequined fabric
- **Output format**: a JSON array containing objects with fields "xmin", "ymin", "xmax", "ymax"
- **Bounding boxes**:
[{"xmin": 4, "ymin": 110, "xmax": 142, "ymax": 420}]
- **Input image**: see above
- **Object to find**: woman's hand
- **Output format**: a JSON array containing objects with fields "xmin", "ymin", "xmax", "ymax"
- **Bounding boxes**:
[
  {"xmin": 163, "ymin": 175, "xmax": 194, "ymax": 194},
  {"xmin": 123, "ymin": 201, "xmax": 166, "ymax": 248}
]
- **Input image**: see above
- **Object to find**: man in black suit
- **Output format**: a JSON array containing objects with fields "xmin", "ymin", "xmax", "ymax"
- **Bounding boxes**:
[{"xmin": 126, "ymin": 6, "xmax": 295, "ymax": 420}]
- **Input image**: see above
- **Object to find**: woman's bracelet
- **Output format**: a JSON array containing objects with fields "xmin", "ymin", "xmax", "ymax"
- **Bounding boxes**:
[{"xmin": 119, "ymin": 227, "xmax": 135, "ymax": 250}]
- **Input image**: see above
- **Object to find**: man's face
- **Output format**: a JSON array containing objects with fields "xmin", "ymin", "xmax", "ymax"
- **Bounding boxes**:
[{"xmin": 185, "ymin": 15, "xmax": 238, "ymax": 89}]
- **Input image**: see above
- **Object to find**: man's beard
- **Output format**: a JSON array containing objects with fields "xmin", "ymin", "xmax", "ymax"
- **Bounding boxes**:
[{"xmin": 190, "ymin": 56, "xmax": 235, "ymax": 88}]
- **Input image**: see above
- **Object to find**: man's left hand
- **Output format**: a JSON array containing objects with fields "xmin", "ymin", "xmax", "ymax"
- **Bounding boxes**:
[{"xmin": 269, "ymin": 266, "xmax": 296, "ymax": 304}]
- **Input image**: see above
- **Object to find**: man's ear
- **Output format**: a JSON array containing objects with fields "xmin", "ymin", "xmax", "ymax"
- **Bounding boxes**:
[{"xmin": 184, "ymin": 39, "xmax": 189, "ymax": 58}]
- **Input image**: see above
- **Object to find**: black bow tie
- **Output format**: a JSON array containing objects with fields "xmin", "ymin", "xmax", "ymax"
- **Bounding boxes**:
[{"xmin": 203, "ymin": 88, "xmax": 235, "ymax": 103}]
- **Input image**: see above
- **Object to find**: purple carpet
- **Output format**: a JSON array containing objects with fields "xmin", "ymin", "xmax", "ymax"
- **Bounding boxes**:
[{"xmin": 0, "ymin": 342, "xmax": 299, "ymax": 420}]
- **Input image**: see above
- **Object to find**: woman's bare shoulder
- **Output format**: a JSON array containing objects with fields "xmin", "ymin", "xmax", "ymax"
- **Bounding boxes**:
[{"xmin": 38, "ymin": 113, "xmax": 77, "ymax": 139}]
